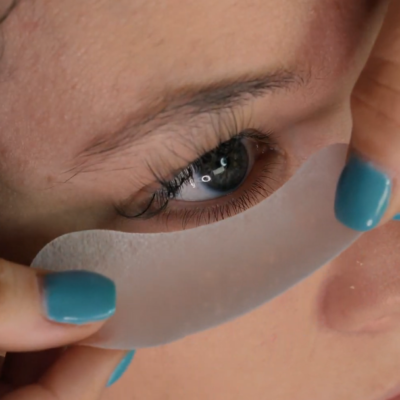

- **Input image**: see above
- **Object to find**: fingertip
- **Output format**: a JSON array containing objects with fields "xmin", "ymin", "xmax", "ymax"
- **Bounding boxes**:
[
  {"xmin": 41, "ymin": 271, "xmax": 116, "ymax": 325},
  {"xmin": 106, "ymin": 350, "xmax": 135, "ymax": 387},
  {"xmin": 334, "ymin": 153, "xmax": 392, "ymax": 231}
]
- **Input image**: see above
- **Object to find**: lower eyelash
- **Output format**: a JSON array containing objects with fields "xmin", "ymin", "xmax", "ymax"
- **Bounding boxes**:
[
  {"xmin": 116, "ymin": 129, "xmax": 278, "ymax": 222},
  {"xmin": 131, "ymin": 129, "xmax": 277, "ymax": 220},
  {"xmin": 154, "ymin": 156, "xmax": 282, "ymax": 229}
]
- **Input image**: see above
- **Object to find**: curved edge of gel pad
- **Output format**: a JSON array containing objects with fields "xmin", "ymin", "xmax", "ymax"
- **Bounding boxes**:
[{"xmin": 32, "ymin": 144, "xmax": 361, "ymax": 349}]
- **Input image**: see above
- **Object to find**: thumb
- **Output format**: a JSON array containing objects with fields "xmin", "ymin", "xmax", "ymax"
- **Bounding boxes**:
[
  {"xmin": 0, "ymin": 258, "xmax": 116, "ymax": 352},
  {"xmin": 335, "ymin": 0, "xmax": 400, "ymax": 231},
  {"xmin": 0, "ymin": 347, "xmax": 135, "ymax": 400}
]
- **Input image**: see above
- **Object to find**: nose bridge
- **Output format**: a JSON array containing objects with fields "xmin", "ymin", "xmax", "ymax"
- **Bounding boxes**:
[{"xmin": 320, "ymin": 221, "xmax": 400, "ymax": 333}]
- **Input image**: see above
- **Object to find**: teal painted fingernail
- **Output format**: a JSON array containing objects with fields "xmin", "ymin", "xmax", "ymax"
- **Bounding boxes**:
[
  {"xmin": 42, "ymin": 271, "xmax": 116, "ymax": 325},
  {"xmin": 107, "ymin": 350, "xmax": 135, "ymax": 387},
  {"xmin": 394, "ymin": 214, "xmax": 400, "ymax": 221},
  {"xmin": 335, "ymin": 154, "xmax": 391, "ymax": 231}
]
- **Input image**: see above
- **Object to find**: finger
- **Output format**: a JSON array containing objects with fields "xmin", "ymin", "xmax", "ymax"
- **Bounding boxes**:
[
  {"xmin": 1, "ymin": 349, "xmax": 63, "ymax": 388},
  {"xmin": 0, "ymin": 258, "xmax": 116, "ymax": 352},
  {"xmin": 0, "ymin": 346, "xmax": 135, "ymax": 400},
  {"xmin": 335, "ymin": 0, "xmax": 400, "ymax": 231}
]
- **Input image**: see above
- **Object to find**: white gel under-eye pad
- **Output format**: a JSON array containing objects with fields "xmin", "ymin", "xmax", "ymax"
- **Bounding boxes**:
[{"xmin": 32, "ymin": 144, "xmax": 361, "ymax": 349}]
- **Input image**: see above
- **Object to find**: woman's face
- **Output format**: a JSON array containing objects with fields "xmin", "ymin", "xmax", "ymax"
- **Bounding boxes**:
[{"xmin": 3, "ymin": 0, "xmax": 400, "ymax": 398}]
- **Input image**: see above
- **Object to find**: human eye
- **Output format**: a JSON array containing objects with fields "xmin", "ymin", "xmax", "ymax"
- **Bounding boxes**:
[{"xmin": 116, "ymin": 124, "xmax": 287, "ymax": 229}]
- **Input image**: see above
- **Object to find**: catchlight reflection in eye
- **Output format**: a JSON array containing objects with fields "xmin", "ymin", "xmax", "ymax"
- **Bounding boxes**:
[
  {"xmin": 117, "ymin": 128, "xmax": 288, "ymax": 228},
  {"xmin": 176, "ymin": 136, "xmax": 253, "ymax": 202}
]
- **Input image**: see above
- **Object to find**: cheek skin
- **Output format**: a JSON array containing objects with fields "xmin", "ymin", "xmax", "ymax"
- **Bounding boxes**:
[
  {"xmin": 310, "ymin": 0, "xmax": 398, "ymax": 334},
  {"xmin": 319, "ymin": 221, "xmax": 400, "ymax": 333}
]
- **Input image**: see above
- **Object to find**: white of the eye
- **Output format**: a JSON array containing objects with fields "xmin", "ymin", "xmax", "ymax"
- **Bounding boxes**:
[
  {"xmin": 175, "ymin": 139, "xmax": 255, "ymax": 202},
  {"xmin": 176, "ymin": 171, "xmax": 220, "ymax": 201}
]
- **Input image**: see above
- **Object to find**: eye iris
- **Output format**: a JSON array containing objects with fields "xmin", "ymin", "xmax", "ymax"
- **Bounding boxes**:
[{"xmin": 195, "ymin": 138, "xmax": 249, "ymax": 193}]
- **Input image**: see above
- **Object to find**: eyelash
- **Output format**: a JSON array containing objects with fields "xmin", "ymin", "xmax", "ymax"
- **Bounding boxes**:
[{"xmin": 116, "ymin": 126, "xmax": 283, "ymax": 227}]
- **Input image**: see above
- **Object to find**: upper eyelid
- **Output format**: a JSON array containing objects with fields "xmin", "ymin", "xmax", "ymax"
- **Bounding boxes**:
[
  {"xmin": 133, "ymin": 104, "xmax": 260, "ymax": 182},
  {"xmin": 60, "ymin": 103, "xmax": 243, "ymax": 189},
  {"xmin": 60, "ymin": 102, "xmax": 248, "ymax": 187},
  {"xmin": 69, "ymin": 69, "xmax": 308, "ymax": 172},
  {"xmin": 67, "ymin": 88, "xmax": 276, "ymax": 179},
  {"xmin": 116, "ymin": 128, "xmax": 277, "ymax": 220},
  {"xmin": 114, "ymin": 109, "xmax": 272, "ymax": 217}
]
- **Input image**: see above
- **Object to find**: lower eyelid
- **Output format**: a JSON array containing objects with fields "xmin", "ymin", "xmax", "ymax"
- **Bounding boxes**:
[
  {"xmin": 162, "ymin": 146, "xmax": 289, "ymax": 230},
  {"xmin": 116, "ymin": 130, "xmax": 290, "ymax": 227}
]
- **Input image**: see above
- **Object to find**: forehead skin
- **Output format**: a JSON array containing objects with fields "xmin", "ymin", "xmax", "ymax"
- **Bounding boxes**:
[
  {"xmin": 0, "ymin": 0, "xmax": 380, "ymax": 185},
  {"xmin": 0, "ymin": 0, "xmax": 387, "ymax": 266}
]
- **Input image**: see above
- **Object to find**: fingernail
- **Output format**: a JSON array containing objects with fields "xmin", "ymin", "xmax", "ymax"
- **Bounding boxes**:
[
  {"xmin": 335, "ymin": 154, "xmax": 391, "ymax": 231},
  {"xmin": 394, "ymin": 214, "xmax": 400, "ymax": 221},
  {"xmin": 107, "ymin": 350, "xmax": 135, "ymax": 387},
  {"xmin": 42, "ymin": 270, "xmax": 116, "ymax": 325}
]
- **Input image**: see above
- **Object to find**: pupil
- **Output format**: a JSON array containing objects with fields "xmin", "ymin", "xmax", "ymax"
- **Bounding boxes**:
[{"xmin": 196, "ymin": 138, "xmax": 249, "ymax": 192}]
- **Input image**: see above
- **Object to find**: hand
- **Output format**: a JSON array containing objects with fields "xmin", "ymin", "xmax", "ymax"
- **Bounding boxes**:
[
  {"xmin": 0, "ymin": 258, "xmax": 133, "ymax": 399},
  {"xmin": 335, "ymin": 0, "xmax": 400, "ymax": 231}
]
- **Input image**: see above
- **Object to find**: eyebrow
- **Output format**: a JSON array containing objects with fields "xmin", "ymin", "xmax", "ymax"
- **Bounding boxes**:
[{"xmin": 75, "ymin": 68, "xmax": 309, "ymax": 167}]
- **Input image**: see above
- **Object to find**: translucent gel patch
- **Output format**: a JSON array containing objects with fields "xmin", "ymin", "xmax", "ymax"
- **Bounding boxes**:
[{"xmin": 32, "ymin": 144, "xmax": 361, "ymax": 349}]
